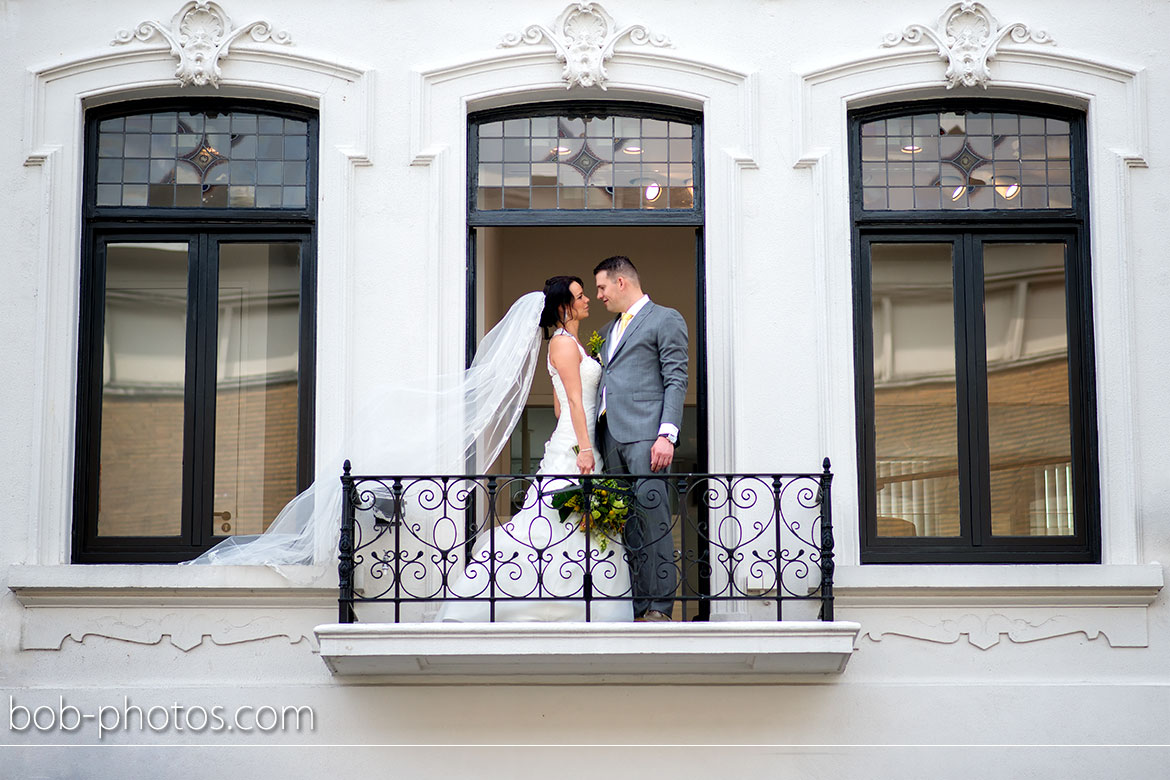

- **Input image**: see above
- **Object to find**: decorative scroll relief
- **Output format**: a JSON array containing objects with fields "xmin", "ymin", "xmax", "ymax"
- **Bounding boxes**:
[
  {"xmin": 21, "ymin": 610, "xmax": 318, "ymax": 652},
  {"xmin": 499, "ymin": 2, "xmax": 671, "ymax": 90},
  {"xmin": 858, "ymin": 611, "xmax": 1148, "ymax": 650},
  {"xmin": 882, "ymin": 2, "xmax": 1053, "ymax": 89},
  {"xmin": 111, "ymin": 1, "xmax": 291, "ymax": 88}
]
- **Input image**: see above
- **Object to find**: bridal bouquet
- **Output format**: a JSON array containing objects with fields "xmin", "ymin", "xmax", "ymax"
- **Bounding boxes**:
[{"xmin": 550, "ymin": 479, "xmax": 631, "ymax": 551}]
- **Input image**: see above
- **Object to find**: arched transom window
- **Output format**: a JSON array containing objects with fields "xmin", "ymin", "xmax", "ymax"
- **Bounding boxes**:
[
  {"xmin": 94, "ymin": 109, "xmax": 311, "ymax": 209},
  {"xmin": 858, "ymin": 109, "xmax": 1073, "ymax": 211},
  {"xmin": 470, "ymin": 103, "xmax": 702, "ymax": 222}
]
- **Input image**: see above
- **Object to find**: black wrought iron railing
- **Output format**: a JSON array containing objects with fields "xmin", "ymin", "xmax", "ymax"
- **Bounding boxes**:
[{"xmin": 336, "ymin": 459, "xmax": 834, "ymax": 624}]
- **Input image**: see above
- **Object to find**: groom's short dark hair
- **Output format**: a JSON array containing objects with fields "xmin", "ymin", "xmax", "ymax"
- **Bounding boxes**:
[{"xmin": 594, "ymin": 255, "xmax": 640, "ymax": 283}]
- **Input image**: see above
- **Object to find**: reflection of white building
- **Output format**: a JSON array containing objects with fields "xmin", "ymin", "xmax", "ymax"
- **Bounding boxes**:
[{"xmin": 3, "ymin": 0, "xmax": 1167, "ymax": 773}]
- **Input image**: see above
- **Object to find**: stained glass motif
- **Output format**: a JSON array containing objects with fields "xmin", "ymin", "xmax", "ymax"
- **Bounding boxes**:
[
  {"xmin": 475, "ymin": 114, "xmax": 697, "ymax": 211},
  {"xmin": 860, "ymin": 111, "xmax": 1072, "ymax": 210},
  {"xmin": 95, "ymin": 110, "xmax": 310, "ymax": 209}
]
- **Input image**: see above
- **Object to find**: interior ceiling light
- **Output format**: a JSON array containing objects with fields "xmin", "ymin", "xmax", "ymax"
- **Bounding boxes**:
[
  {"xmin": 995, "ymin": 179, "xmax": 1020, "ymax": 199},
  {"xmin": 622, "ymin": 145, "xmax": 642, "ymax": 154},
  {"xmin": 901, "ymin": 144, "xmax": 922, "ymax": 153},
  {"xmin": 644, "ymin": 181, "xmax": 661, "ymax": 201},
  {"xmin": 553, "ymin": 146, "xmax": 571, "ymax": 154},
  {"xmin": 950, "ymin": 185, "xmax": 966, "ymax": 202}
]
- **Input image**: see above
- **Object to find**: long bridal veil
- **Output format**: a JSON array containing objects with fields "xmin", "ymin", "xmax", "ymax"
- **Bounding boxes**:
[{"xmin": 183, "ymin": 291, "xmax": 546, "ymax": 568}]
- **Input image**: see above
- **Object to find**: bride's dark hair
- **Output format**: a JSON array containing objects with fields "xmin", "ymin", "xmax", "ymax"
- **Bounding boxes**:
[{"xmin": 539, "ymin": 275, "xmax": 583, "ymax": 339}]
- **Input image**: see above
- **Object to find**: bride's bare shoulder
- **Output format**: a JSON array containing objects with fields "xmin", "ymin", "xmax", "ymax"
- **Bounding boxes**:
[{"xmin": 548, "ymin": 333, "xmax": 583, "ymax": 366}]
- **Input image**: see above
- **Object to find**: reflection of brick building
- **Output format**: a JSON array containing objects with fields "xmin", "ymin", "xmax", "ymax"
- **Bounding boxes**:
[
  {"xmin": 98, "ymin": 380, "xmax": 298, "ymax": 537},
  {"xmin": 876, "ymin": 356, "xmax": 1071, "ymax": 538}
]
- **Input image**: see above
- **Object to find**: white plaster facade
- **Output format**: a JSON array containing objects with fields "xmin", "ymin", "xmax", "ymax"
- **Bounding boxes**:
[{"xmin": 2, "ymin": 0, "xmax": 1168, "ymax": 773}]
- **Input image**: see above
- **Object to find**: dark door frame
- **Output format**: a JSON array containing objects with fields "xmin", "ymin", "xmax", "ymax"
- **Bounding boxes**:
[{"xmin": 465, "ymin": 102, "xmax": 710, "ymax": 617}]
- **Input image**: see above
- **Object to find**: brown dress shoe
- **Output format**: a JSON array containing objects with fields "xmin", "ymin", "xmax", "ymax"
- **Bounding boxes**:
[{"xmin": 634, "ymin": 609, "xmax": 672, "ymax": 622}]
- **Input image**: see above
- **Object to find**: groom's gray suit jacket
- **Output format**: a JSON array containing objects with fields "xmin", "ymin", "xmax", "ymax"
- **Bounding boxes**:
[{"xmin": 596, "ymin": 301, "xmax": 689, "ymax": 444}]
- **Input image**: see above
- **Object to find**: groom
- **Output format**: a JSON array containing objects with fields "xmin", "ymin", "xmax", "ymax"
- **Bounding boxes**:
[{"xmin": 593, "ymin": 256, "xmax": 689, "ymax": 622}]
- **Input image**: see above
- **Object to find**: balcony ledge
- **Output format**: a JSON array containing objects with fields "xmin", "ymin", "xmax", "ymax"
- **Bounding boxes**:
[{"xmin": 314, "ymin": 620, "xmax": 861, "ymax": 679}]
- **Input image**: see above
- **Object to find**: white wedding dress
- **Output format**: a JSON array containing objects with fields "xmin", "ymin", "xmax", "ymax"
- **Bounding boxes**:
[{"xmin": 437, "ymin": 330, "xmax": 634, "ymax": 622}]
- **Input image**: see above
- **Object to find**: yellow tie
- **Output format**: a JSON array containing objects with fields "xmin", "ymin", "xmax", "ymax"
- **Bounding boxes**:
[
  {"xmin": 600, "ymin": 313, "xmax": 634, "ymax": 419},
  {"xmin": 618, "ymin": 312, "xmax": 634, "ymax": 337}
]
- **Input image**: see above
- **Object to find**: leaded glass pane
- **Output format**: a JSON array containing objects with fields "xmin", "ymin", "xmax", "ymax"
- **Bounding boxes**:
[
  {"xmin": 94, "ymin": 109, "xmax": 311, "ymax": 208},
  {"xmin": 474, "ymin": 111, "xmax": 699, "ymax": 212},
  {"xmin": 859, "ymin": 110, "xmax": 1072, "ymax": 211}
]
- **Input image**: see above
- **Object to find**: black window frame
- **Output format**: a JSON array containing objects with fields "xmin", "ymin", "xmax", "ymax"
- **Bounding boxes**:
[
  {"xmin": 850, "ymin": 99, "xmax": 1100, "ymax": 564},
  {"xmin": 73, "ymin": 98, "xmax": 318, "ymax": 563}
]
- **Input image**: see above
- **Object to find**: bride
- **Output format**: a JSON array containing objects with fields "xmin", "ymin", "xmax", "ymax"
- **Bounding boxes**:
[
  {"xmin": 187, "ymin": 275, "xmax": 632, "ymax": 622},
  {"xmin": 437, "ymin": 276, "xmax": 633, "ymax": 622}
]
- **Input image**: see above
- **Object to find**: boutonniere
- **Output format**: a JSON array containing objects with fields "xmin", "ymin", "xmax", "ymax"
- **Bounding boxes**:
[{"xmin": 585, "ymin": 330, "xmax": 605, "ymax": 363}]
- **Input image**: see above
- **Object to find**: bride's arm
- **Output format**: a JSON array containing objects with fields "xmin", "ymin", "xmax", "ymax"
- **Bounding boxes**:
[{"xmin": 548, "ymin": 335, "xmax": 594, "ymax": 475}]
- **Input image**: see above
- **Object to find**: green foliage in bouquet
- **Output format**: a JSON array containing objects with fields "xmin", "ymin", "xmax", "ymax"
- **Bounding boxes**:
[
  {"xmin": 550, "ymin": 479, "xmax": 632, "ymax": 551},
  {"xmin": 585, "ymin": 330, "xmax": 605, "ymax": 361}
]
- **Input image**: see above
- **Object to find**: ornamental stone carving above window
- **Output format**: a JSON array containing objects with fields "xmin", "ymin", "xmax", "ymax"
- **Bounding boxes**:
[
  {"xmin": 499, "ymin": 2, "xmax": 671, "ymax": 90},
  {"xmin": 112, "ymin": 1, "xmax": 291, "ymax": 88},
  {"xmin": 882, "ymin": 2, "xmax": 1054, "ymax": 89}
]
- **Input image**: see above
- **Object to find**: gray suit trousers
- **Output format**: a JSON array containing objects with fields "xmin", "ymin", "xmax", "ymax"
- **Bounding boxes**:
[{"xmin": 599, "ymin": 416, "xmax": 676, "ymax": 617}]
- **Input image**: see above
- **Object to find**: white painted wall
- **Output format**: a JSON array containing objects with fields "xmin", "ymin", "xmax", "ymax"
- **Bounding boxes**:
[{"xmin": 2, "ymin": 0, "xmax": 1168, "ymax": 770}]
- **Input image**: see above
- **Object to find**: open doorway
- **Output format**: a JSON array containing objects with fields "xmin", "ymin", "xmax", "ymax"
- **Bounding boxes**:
[
  {"xmin": 472, "ymin": 225, "xmax": 704, "ymax": 477},
  {"xmin": 471, "ymin": 225, "xmax": 708, "ymax": 620}
]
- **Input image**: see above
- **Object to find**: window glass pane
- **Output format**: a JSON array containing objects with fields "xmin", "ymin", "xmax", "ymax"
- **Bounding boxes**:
[
  {"xmin": 983, "ymin": 243, "xmax": 1073, "ymax": 536},
  {"xmin": 213, "ymin": 243, "xmax": 301, "ymax": 536},
  {"xmin": 94, "ymin": 109, "xmax": 311, "ymax": 208},
  {"xmin": 98, "ymin": 242, "xmax": 189, "ymax": 536},
  {"xmin": 474, "ymin": 111, "xmax": 699, "ymax": 212},
  {"xmin": 861, "ymin": 110, "xmax": 1071, "ymax": 211},
  {"xmin": 870, "ymin": 243, "xmax": 961, "ymax": 538}
]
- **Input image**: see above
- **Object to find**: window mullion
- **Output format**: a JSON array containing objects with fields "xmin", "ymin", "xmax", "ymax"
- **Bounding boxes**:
[
  {"xmin": 190, "ymin": 233, "xmax": 221, "ymax": 547},
  {"xmin": 966, "ymin": 235, "xmax": 993, "ymax": 547},
  {"xmin": 178, "ymin": 237, "xmax": 203, "ymax": 548},
  {"xmin": 951, "ymin": 235, "xmax": 984, "ymax": 547}
]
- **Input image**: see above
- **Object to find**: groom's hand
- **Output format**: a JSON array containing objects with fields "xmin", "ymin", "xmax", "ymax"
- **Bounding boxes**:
[{"xmin": 650, "ymin": 436, "xmax": 674, "ymax": 472}]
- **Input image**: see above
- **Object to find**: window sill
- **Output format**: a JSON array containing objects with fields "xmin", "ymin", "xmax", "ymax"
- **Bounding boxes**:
[
  {"xmin": 7, "ymin": 564, "xmax": 335, "ymax": 607},
  {"xmin": 313, "ymin": 621, "xmax": 862, "ymax": 679},
  {"xmin": 833, "ymin": 563, "xmax": 1163, "ymax": 606},
  {"xmin": 7, "ymin": 564, "xmax": 336, "ymax": 651},
  {"xmin": 832, "ymin": 563, "xmax": 1163, "ymax": 649}
]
